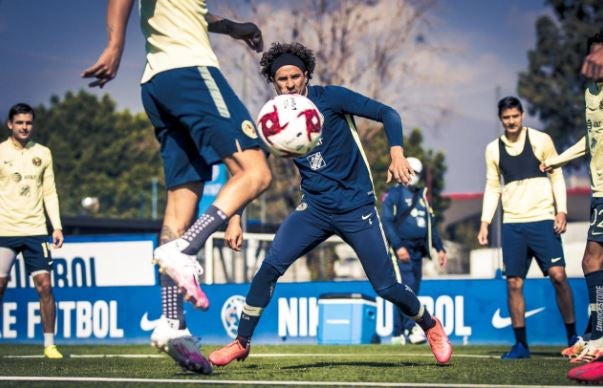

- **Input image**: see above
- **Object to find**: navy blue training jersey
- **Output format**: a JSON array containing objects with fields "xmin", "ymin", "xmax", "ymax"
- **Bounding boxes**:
[
  {"xmin": 294, "ymin": 85, "xmax": 403, "ymax": 213},
  {"xmin": 381, "ymin": 185, "xmax": 444, "ymax": 252}
]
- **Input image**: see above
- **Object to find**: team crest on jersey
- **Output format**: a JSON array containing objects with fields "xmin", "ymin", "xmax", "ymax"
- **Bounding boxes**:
[
  {"xmin": 11, "ymin": 172, "xmax": 21, "ymax": 182},
  {"xmin": 19, "ymin": 185, "xmax": 30, "ymax": 197},
  {"xmin": 307, "ymin": 152, "xmax": 326, "ymax": 170},
  {"xmin": 220, "ymin": 295, "xmax": 246, "ymax": 339},
  {"xmin": 241, "ymin": 120, "xmax": 258, "ymax": 139},
  {"xmin": 32, "ymin": 157, "xmax": 41, "ymax": 167},
  {"xmin": 296, "ymin": 202, "xmax": 308, "ymax": 211}
]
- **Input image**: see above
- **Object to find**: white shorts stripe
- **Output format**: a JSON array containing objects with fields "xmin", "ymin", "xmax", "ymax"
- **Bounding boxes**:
[{"xmin": 198, "ymin": 67, "xmax": 231, "ymax": 119}]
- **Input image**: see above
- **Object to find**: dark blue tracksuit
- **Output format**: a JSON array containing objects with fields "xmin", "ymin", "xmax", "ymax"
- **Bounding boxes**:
[
  {"xmin": 381, "ymin": 185, "xmax": 444, "ymax": 335},
  {"xmin": 237, "ymin": 85, "xmax": 426, "ymax": 340}
]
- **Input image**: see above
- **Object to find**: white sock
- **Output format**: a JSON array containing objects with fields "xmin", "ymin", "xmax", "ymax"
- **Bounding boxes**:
[
  {"xmin": 44, "ymin": 333, "xmax": 54, "ymax": 347},
  {"xmin": 166, "ymin": 318, "xmax": 180, "ymax": 330}
]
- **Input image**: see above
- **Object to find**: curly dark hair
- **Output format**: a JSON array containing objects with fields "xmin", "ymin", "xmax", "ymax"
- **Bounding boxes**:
[
  {"xmin": 588, "ymin": 32, "xmax": 603, "ymax": 52},
  {"xmin": 259, "ymin": 42, "xmax": 316, "ymax": 83}
]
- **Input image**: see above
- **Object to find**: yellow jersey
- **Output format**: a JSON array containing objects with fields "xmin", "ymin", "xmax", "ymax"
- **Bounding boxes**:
[
  {"xmin": 0, "ymin": 139, "xmax": 62, "ymax": 236},
  {"xmin": 481, "ymin": 127, "xmax": 567, "ymax": 224},
  {"xmin": 545, "ymin": 82, "xmax": 603, "ymax": 197},
  {"xmin": 139, "ymin": 0, "xmax": 220, "ymax": 83}
]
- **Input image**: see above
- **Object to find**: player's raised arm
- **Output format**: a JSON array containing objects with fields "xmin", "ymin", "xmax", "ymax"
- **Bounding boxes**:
[
  {"xmin": 542, "ymin": 136, "xmax": 587, "ymax": 172},
  {"xmin": 206, "ymin": 12, "xmax": 263, "ymax": 52},
  {"xmin": 81, "ymin": 0, "xmax": 134, "ymax": 88}
]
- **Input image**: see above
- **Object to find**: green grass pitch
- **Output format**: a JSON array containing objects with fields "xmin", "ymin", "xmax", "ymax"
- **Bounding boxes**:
[{"xmin": 0, "ymin": 344, "xmax": 580, "ymax": 386}]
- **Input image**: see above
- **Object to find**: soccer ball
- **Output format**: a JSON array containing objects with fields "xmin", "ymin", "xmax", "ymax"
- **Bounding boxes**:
[{"xmin": 256, "ymin": 94, "xmax": 323, "ymax": 157}]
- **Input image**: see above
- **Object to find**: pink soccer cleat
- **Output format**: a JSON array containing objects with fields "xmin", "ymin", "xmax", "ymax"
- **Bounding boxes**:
[
  {"xmin": 208, "ymin": 339, "xmax": 250, "ymax": 367},
  {"xmin": 167, "ymin": 336, "xmax": 212, "ymax": 374},
  {"xmin": 567, "ymin": 361, "xmax": 603, "ymax": 384},
  {"xmin": 153, "ymin": 238, "xmax": 209, "ymax": 310},
  {"xmin": 425, "ymin": 317, "xmax": 452, "ymax": 365}
]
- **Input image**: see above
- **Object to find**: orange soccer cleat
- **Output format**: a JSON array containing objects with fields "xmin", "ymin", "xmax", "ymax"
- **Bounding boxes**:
[
  {"xmin": 425, "ymin": 317, "xmax": 452, "ymax": 365},
  {"xmin": 562, "ymin": 336, "xmax": 587, "ymax": 359},
  {"xmin": 209, "ymin": 339, "xmax": 250, "ymax": 367}
]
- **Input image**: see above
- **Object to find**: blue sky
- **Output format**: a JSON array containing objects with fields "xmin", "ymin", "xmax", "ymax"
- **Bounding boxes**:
[{"xmin": 0, "ymin": 0, "xmax": 555, "ymax": 193}]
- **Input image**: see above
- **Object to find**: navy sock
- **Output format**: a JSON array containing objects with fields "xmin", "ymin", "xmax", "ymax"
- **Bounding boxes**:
[
  {"xmin": 415, "ymin": 308, "xmax": 435, "ymax": 331},
  {"xmin": 160, "ymin": 273, "xmax": 185, "ymax": 329},
  {"xmin": 513, "ymin": 326, "xmax": 528, "ymax": 348},
  {"xmin": 237, "ymin": 308, "xmax": 262, "ymax": 342},
  {"xmin": 237, "ymin": 263, "xmax": 281, "ymax": 340},
  {"xmin": 181, "ymin": 205, "xmax": 227, "ymax": 254},
  {"xmin": 565, "ymin": 322, "xmax": 577, "ymax": 344},
  {"xmin": 584, "ymin": 313, "xmax": 593, "ymax": 339},
  {"xmin": 236, "ymin": 335, "xmax": 250, "ymax": 348},
  {"xmin": 376, "ymin": 283, "xmax": 435, "ymax": 330},
  {"xmin": 586, "ymin": 270, "xmax": 603, "ymax": 340}
]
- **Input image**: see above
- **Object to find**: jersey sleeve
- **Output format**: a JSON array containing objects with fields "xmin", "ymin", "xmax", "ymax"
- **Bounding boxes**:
[
  {"xmin": 545, "ymin": 136, "xmax": 587, "ymax": 169},
  {"xmin": 42, "ymin": 151, "xmax": 62, "ymax": 231},
  {"xmin": 540, "ymin": 133, "xmax": 567, "ymax": 214},
  {"xmin": 323, "ymin": 85, "xmax": 403, "ymax": 147},
  {"xmin": 480, "ymin": 142, "xmax": 501, "ymax": 224}
]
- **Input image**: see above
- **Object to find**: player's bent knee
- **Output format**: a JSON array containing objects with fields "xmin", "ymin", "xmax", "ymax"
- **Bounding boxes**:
[{"xmin": 252, "ymin": 172, "xmax": 272, "ymax": 193}]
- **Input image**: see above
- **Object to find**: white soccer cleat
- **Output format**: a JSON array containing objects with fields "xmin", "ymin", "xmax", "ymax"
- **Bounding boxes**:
[
  {"xmin": 167, "ymin": 336, "xmax": 212, "ymax": 374},
  {"xmin": 150, "ymin": 317, "xmax": 192, "ymax": 352},
  {"xmin": 390, "ymin": 335, "xmax": 407, "ymax": 345},
  {"xmin": 407, "ymin": 324, "xmax": 427, "ymax": 345},
  {"xmin": 572, "ymin": 338, "xmax": 603, "ymax": 364},
  {"xmin": 153, "ymin": 239, "xmax": 209, "ymax": 310}
]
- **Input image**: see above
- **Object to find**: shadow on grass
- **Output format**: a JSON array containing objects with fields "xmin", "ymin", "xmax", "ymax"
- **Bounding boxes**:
[
  {"xmin": 277, "ymin": 361, "xmax": 451, "ymax": 369},
  {"xmin": 485, "ymin": 349, "xmax": 565, "ymax": 359}
]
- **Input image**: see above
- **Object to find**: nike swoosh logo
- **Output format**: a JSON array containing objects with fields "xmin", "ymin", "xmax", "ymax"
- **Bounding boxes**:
[
  {"xmin": 551, "ymin": 257, "xmax": 562, "ymax": 263},
  {"xmin": 362, "ymin": 213, "xmax": 373, "ymax": 220},
  {"xmin": 491, "ymin": 307, "xmax": 546, "ymax": 329},
  {"xmin": 140, "ymin": 312, "xmax": 162, "ymax": 331}
]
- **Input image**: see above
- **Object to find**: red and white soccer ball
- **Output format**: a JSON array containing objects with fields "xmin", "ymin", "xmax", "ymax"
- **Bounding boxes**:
[{"xmin": 256, "ymin": 94, "xmax": 323, "ymax": 157}]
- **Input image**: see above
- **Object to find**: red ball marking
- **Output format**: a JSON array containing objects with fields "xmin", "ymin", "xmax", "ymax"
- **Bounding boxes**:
[
  {"xmin": 298, "ymin": 109, "xmax": 321, "ymax": 141},
  {"xmin": 258, "ymin": 105, "xmax": 288, "ymax": 144}
]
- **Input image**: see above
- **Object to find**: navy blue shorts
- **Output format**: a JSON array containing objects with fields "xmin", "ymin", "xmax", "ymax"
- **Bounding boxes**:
[
  {"xmin": 264, "ymin": 202, "xmax": 399, "ymax": 292},
  {"xmin": 0, "ymin": 236, "xmax": 52, "ymax": 275},
  {"xmin": 141, "ymin": 66, "xmax": 262, "ymax": 188},
  {"xmin": 588, "ymin": 197, "xmax": 603, "ymax": 243},
  {"xmin": 501, "ymin": 220, "xmax": 565, "ymax": 278}
]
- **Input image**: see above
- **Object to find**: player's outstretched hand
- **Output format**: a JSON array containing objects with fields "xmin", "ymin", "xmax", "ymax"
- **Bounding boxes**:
[{"xmin": 81, "ymin": 47, "xmax": 123, "ymax": 88}]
